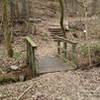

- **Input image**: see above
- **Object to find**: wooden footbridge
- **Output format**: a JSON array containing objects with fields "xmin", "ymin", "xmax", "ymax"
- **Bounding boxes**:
[{"xmin": 25, "ymin": 29, "xmax": 78, "ymax": 77}]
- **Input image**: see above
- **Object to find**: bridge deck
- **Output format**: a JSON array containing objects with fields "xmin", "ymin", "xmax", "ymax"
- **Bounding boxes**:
[
  {"xmin": 37, "ymin": 55, "xmax": 75, "ymax": 74},
  {"xmin": 36, "ymin": 41, "xmax": 75, "ymax": 74}
]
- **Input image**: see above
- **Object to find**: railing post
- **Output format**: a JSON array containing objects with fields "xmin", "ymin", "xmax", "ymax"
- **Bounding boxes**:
[
  {"xmin": 55, "ymin": 35, "xmax": 79, "ymax": 68},
  {"xmin": 26, "ymin": 40, "xmax": 30, "ymax": 64},
  {"xmin": 63, "ymin": 42, "xmax": 67, "ymax": 59},
  {"xmin": 25, "ymin": 37, "xmax": 37, "ymax": 77},
  {"xmin": 29, "ymin": 45, "xmax": 32, "ymax": 68},
  {"xmin": 31, "ymin": 47, "xmax": 37, "ymax": 77},
  {"xmin": 58, "ymin": 40, "xmax": 61, "ymax": 55},
  {"xmin": 72, "ymin": 44, "xmax": 78, "ymax": 68}
]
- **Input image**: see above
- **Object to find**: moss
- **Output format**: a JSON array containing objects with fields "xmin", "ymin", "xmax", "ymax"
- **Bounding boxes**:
[
  {"xmin": 80, "ymin": 42, "xmax": 100, "ymax": 58},
  {"xmin": 0, "ymin": 77, "xmax": 17, "ymax": 85},
  {"xmin": 13, "ymin": 52, "xmax": 25, "ymax": 60},
  {"xmin": 69, "ymin": 28, "xmax": 78, "ymax": 32},
  {"xmin": 42, "ymin": 33, "xmax": 49, "ymax": 41}
]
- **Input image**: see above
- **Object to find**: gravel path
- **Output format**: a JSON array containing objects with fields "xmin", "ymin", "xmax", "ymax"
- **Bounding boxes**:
[{"xmin": 0, "ymin": 67, "xmax": 100, "ymax": 100}]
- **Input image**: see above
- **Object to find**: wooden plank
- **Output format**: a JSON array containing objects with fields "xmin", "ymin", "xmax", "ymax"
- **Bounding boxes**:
[
  {"xmin": 55, "ymin": 35, "xmax": 78, "ymax": 45},
  {"xmin": 50, "ymin": 32, "xmax": 62, "ymax": 34},
  {"xmin": 48, "ymin": 28, "xmax": 61, "ymax": 31},
  {"xmin": 51, "ymin": 34, "xmax": 64, "ymax": 37},
  {"xmin": 25, "ymin": 36, "xmax": 37, "ymax": 48},
  {"xmin": 38, "ymin": 56, "xmax": 74, "ymax": 74},
  {"xmin": 57, "ymin": 54, "xmax": 77, "ymax": 69}
]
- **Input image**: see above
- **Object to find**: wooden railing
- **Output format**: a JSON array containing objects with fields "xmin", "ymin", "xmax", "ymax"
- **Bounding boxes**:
[
  {"xmin": 55, "ymin": 35, "xmax": 78, "ymax": 68},
  {"xmin": 25, "ymin": 36, "xmax": 37, "ymax": 77}
]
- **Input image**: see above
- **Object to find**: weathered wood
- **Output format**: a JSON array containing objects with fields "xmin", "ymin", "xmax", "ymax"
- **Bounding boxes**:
[
  {"xmin": 48, "ymin": 28, "xmax": 62, "ymax": 32},
  {"xmin": 29, "ymin": 46, "xmax": 32, "ymax": 68},
  {"xmin": 25, "ymin": 36, "xmax": 37, "ymax": 48},
  {"xmin": 56, "ymin": 35, "xmax": 78, "ymax": 68},
  {"xmin": 57, "ymin": 40, "xmax": 61, "ymax": 55},
  {"xmin": 72, "ymin": 44, "xmax": 78, "ymax": 67},
  {"xmin": 17, "ymin": 84, "xmax": 33, "ymax": 100},
  {"xmin": 63, "ymin": 42, "xmax": 67, "ymax": 59},
  {"xmin": 26, "ymin": 41, "xmax": 30, "ymax": 64},
  {"xmin": 31, "ymin": 47, "xmax": 37, "ymax": 77},
  {"xmin": 57, "ymin": 54, "xmax": 77, "ymax": 68},
  {"xmin": 38, "ymin": 55, "xmax": 74, "ymax": 74},
  {"xmin": 57, "ymin": 46, "xmax": 67, "ymax": 53},
  {"xmin": 55, "ymin": 35, "xmax": 78, "ymax": 45},
  {"xmin": 25, "ymin": 36, "xmax": 37, "ymax": 77}
]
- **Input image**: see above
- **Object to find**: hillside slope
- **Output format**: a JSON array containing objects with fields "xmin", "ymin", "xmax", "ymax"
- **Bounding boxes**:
[
  {"xmin": 31, "ymin": 0, "xmax": 100, "ymax": 19},
  {"xmin": 0, "ymin": 67, "xmax": 100, "ymax": 100},
  {"xmin": 0, "ymin": 0, "xmax": 100, "ymax": 20}
]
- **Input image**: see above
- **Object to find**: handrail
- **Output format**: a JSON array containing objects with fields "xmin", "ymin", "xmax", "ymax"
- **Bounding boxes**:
[
  {"xmin": 55, "ymin": 35, "xmax": 78, "ymax": 68},
  {"xmin": 55, "ymin": 35, "xmax": 78, "ymax": 45},
  {"xmin": 25, "ymin": 36, "xmax": 37, "ymax": 48},
  {"xmin": 25, "ymin": 36, "xmax": 37, "ymax": 77}
]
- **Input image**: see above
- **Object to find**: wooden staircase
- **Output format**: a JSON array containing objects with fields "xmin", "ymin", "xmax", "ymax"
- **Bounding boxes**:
[{"xmin": 48, "ymin": 25, "xmax": 68, "ymax": 41}]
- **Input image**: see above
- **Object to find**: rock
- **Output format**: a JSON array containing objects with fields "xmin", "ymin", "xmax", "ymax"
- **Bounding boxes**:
[
  {"xmin": 10, "ymin": 65, "xmax": 19, "ymax": 71},
  {"xmin": 19, "ymin": 74, "xmax": 26, "ymax": 82},
  {"xmin": 0, "ymin": 93, "xmax": 2, "ymax": 98}
]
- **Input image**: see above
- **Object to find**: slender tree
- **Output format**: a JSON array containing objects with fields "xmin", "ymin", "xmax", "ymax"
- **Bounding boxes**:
[
  {"xmin": 21, "ymin": 0, "xmax": 28, "ymax": 20},
  {"xmin": 15, "ymin": 0, "xmax": 20, "ymax": 21},
  {"xmin": 59, "ymin": 0, "xmax": 66, "ymax": 38},
  {"xmin": 2, "ymin": 0, "xmax": 14, "ymax": 57},
  {"xmin": 27, "ymin": 0, "xmax": 32, "ymax": 18},
  {"xmin": 9, "ymin": 0, "xmax": 15, "ymax": 23},
  {"xmin": 59, "ymin": 0, "xmax": 67, "ymax": 58}
]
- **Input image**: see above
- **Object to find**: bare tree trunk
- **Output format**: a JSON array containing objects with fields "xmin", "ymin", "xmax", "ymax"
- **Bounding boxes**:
[
  {"xmin": 15, "ymin": 0, "xmax": 19, "ymax": 21},
  {"xmin": 2, "ymin": 0, "xmax": 14, "ymax": 57},
  {"xmin": 59, "ymin": 0, "xmax": 66, "ymax": 38},
  {"xmin": 27, "ymin": 0, "xmax": 32, "ymax": 18},
  {"xmin": 9, "ymin": 0, "xmax": 15, "ymax": 23},
  {"xmin": 21, "ymin": 0, "xmax": 28, "ymax": 20}
]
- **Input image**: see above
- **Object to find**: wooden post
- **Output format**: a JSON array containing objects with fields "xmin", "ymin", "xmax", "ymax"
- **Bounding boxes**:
[
  {"xmin": 55, "ymin": 35, "xmax": 78, "ymax": 67},
  {"xmin": 63, "ymin": 42, "xmax": 67, "ymax": 59},
  {"xmin": 26, "ymin": 41, "xmax": 29, "ymax": 64},
  {"xmin": 31, "ymin": 47, "xmax": 37, "ymax": 77},
  {"xmin": 25, "ymin": 37, "xmax": 37, "ymax": 77},
  {"xmin": 58, "ymin": 40, "xmax": 61, "ymax": 55},
  {"xmin": 29, "ymin": 45, "xmax": 32, "ymax": 68},
  {"xmin": 72, "ymin": 44, "xmax": 78, "ymax": 68}
]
